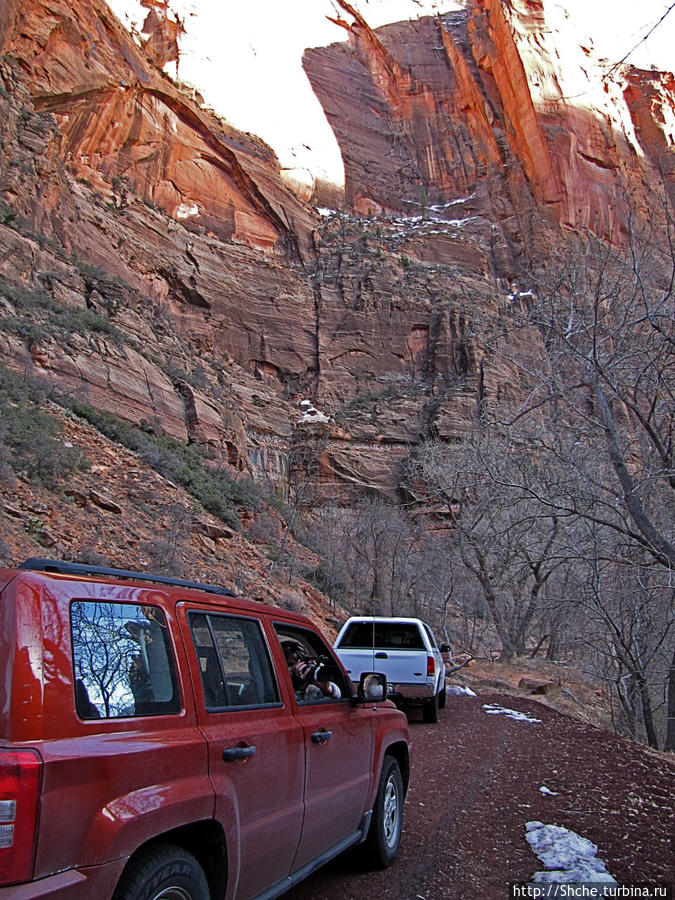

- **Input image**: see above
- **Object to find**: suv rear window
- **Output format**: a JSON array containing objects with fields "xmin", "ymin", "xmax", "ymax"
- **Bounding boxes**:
[
  {"xmin": 71, "ymin": 601, "xmax": 181, "ymax": 718},
  {"xmin": 339, "ymin": 622, "xmax": 425, "ymax": 651}
]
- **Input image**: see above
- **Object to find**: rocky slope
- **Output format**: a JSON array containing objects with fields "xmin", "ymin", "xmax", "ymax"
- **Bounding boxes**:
[
  {"xmin": 0, "ymin": 0, "xmax": 673, "ymax": 503},
  {"xmin": 0, "ymin": 401, "xmax": 344, "ymax": 636}
]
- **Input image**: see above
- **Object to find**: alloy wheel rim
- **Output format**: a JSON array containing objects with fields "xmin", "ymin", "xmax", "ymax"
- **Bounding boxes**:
[
  {"xmin": 151, "ymin": 888, "xmax": 193, "ymax": 900},
  {"xmin": 383, "ymin": 774, "xmax": 401, "ymax": 847}
]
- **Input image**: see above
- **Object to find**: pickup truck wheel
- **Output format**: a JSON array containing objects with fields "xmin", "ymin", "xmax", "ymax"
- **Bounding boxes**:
[
  {"xmin": 438, "ymin": 685, "xmax": 446, "ymax": 709},
  {"xmin": 365, "ymin": 755, "xmax": 404, "ymax": 867},
  {"xmin": 113, "ymin": 843, "xmax": 209, "ymax": 900},
  {"xmin": 423, "ymin": 691, "xmax": 439, "ymax": 723}
]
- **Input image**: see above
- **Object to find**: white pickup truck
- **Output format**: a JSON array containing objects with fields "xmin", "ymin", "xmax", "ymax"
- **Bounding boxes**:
[{"xmin": 334, "ymin": 616, "xmax": 450, "ymax": 723}]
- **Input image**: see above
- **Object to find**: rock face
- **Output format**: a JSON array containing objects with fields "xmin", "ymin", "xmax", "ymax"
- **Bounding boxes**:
[
  {"xmin": 0, "ymin": 0, "xmax": 315, "ymax": 255},
  {"xmin": 304, "ymin": 0, "xmax": 675, "ymax": 252},
  {"xmin": 0, "ymin": 0, "xmax": 673, "ymax": 501}
]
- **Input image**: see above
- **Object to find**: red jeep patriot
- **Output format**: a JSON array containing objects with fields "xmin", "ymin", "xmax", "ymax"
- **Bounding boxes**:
[{"xmin": 0, "ymin": 559, "xmax": 410, "ymax": 899}]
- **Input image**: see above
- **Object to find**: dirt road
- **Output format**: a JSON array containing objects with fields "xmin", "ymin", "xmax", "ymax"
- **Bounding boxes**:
[{"xmin": 285, "ymin": 692, "xmax": 674, "ymax": 900}]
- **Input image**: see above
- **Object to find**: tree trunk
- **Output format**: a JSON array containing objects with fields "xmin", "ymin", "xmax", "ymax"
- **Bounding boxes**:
[
  {"xmin": 665, "ymin": 644, "xmax": 675, "ymax": 752},
  {"xmin": 593, "ymin": 382, "xmax": 675, "ymax": 569},
  {"xmin": 638, "ymin": 678, "xmax": 659, "ymax": 749}
]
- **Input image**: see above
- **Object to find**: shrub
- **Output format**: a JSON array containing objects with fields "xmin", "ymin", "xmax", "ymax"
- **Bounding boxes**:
[
  {"xmin": 66, "ymin": 402, "xmax": 259, "ymax": 530},
  {"xmin": 302, "ymin": 563, "xmax": 349, "ymax": 603},
  {"xmin": 0, "ymin": 366, "xmax": 88, "ymax": 486},
  {"xmin": 0, "ymin": 275, "xmax": 124, "ymax": 344}
]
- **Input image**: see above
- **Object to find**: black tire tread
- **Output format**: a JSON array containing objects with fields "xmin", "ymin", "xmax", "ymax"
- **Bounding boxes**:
[
  {"xmin": 363, "ymin": 755, "xmax": 404, "ymax": 868},
  {"xmin": 423, "ymin": 691, "xmax": 439, "ymax": 723},
  {"xmin": 113, "ymin": 843, "xmax": 209, "ymax": 900}
]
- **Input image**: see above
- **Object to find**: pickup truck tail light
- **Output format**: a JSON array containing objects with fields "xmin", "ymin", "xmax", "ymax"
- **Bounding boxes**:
[
  {"xmin": 0, "ymin": 750, "xmax": 42, "ymax": 886},
  {"xmin": 427, "ymin": 656, "xmax": 435, "ymax": 677}
]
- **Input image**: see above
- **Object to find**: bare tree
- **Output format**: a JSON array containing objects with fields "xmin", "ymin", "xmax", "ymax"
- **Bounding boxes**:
[
  {"xmin": 468, "ymin": 215, "xmax": 675, "ymax": 747},
  {"xmin": 489, "ymin": 224, "xmax": 674, "ymax": 572},
  {"xmin": 401, "ymin": 434, "xmax": 571, "ymax": 662},
  {"xmin": 304, "ymin": 498, "xmax": 422, "ymax": 617},
  {"xmin": 566, "ymin": 535, "xmax": 674, "ymax": 748}
]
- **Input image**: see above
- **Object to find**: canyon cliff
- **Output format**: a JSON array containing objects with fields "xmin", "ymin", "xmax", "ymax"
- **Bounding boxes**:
[
  {"xmin": 304, "ymin": 0, "xmax": 674, "ymax": 250},
  {"xmin": 0, "ymin": 0, "xmax": 673, "ymax": 507}
]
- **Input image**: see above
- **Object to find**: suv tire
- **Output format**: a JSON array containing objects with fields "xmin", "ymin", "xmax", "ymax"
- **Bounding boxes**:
[
  {"xmin": 113, "ymin": 844, "xmax": 209, "ymax": 900},
  {"xmin": 364, "ymin": 755, "xmax": 404, "ymax": 867}
]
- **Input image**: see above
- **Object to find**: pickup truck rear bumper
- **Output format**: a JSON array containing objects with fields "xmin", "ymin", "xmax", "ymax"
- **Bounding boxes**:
[{"xmin": 389, "ymin": 683, "xmax": 436, "ymax": 701}]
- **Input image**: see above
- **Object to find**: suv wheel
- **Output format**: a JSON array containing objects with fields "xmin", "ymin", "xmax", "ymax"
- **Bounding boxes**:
[
  {"xmin": 113, "ymin": 844, "xmax": 209, "ymax": 900},
  {"xmin": 364, "ymin": 755, "xmax": 404, "ymax": 867}
]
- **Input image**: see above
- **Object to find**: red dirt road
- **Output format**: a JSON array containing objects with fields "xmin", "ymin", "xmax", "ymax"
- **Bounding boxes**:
[{"xmin": 285, "ymin": 692, "xmax": 674, "ymax": 900}]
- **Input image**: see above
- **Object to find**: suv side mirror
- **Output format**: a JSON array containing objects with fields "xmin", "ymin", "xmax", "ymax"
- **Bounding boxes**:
[
  {"xmin": 355, "ymin": 672, "xmax": 387, "ymax": 704},
  {"xmin": 440, "ymin": 643, "xmax": 451, "ymax": 654}
]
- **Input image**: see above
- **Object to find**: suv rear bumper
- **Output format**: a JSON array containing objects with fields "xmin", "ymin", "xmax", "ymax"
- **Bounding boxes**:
[{"xmin": 0, "ymin": 860, "xmax": 123, "ymax": 899}]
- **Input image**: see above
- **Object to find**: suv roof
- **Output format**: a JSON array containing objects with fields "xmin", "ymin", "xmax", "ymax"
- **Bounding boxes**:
[
  {"xmin": 6, "ymin": 558, "xmax": 293, "ymax": 621},
  {"xmin": 18, "ymin": 557, "xmax": 237, "ymax": 596}
]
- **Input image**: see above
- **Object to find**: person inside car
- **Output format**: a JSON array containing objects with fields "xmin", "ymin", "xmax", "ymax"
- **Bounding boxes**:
[{"xmin": 281, "ymin": 641, "xmax": 342, "ymax": 700}]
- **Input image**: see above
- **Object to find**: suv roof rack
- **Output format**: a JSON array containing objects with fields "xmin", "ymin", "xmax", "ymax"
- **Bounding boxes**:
[{"xmin": 18, "ymin": 558, "xmax": 236, "ymax": 597}]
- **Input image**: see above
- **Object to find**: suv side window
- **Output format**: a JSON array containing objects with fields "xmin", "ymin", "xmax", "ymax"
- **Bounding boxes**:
[
  {"xmin": 71, "ymin": 601, "xmax": 180, "ymax": 719},
  {"xmin": 275, "ymin": 624, "xmax": 349, "ymax": 704},
  {"xmin": 189, "ymin": 612, "xmax": 280, "ymax": 710}
]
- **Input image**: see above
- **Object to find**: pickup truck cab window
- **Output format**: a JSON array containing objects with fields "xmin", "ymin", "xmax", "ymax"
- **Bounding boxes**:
[
  {"xmin": 338, "ymin": 620, "xmax": 425, "ymax": 650},
  {"xmin": 71, "ymin": 600, "xmax": 180, "ymax": 718},
  {"xmin": 188, "ymin": 612, "xmax": 280, "ymax": 709}
]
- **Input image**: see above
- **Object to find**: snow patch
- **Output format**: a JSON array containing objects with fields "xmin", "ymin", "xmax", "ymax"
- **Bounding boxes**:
[
  {"xmin": 525, "ymin": 821, "xmax": 617, "ymax": 884},
  {"xmin": 539, "ymin": 786, "xmax": 560, "ymax": 796},
  {"xmin": 446, "ymin": 685, "xmax": 477, "ymax": 697},
  {"xmin": 298, "ymin": 399, "xmax": 331, "ymax": 424},
  {"xmin": 482, "ymin": 703, "xmax": 542, "ymax": 723},
  {"xmin": 176, "ymin": 202, "xmax": 200, "ymax": 219}
]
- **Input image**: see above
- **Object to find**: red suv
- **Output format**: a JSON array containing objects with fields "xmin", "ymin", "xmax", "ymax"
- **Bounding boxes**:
[{"xmin": 0, "ymin": 559, "xmax": 410, "ymax": 899}]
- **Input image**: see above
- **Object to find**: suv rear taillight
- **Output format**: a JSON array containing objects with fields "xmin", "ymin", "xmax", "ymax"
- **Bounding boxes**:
[
  {"xmin": 427, "ymin": 656, "xmax": 435, "ymax": 677},
  {"xmin": 0, "ymin": 750, "xmax": 42, "ymax": 886}
]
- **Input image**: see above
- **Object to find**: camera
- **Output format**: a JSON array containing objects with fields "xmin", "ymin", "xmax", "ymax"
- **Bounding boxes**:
[
  {"xmin": 294, "ymin": 654, "xmax": 332, "ymax": 684},
  {"xmin": 303, "ymin": 655, "xmax": 331, "ymax": 683}
]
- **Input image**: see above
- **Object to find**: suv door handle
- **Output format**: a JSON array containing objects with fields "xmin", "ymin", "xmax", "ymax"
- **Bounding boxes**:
[
  {"xmin": 311, "ymin": 730, "xmax": 333, "ymax": 744},
  {"xmin": 222, "ymin": 744, "xmax": 257, "ymax": 761},
  {"xmin": 375, "ymin": 652, "xmax": 388, "ymax": 659}
]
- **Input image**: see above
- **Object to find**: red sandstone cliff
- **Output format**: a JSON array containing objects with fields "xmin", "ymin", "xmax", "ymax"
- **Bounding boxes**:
[
  {"xmin": 0, "ymin": 0, "xmax": 673, "ymax": 503},
  {"xmin": 0, "ymin": 0, "xmax": 315, "ymax": 255},
  {"xmin": 304, "ymin": 0, "xmax": 675, "ymax": 249}
]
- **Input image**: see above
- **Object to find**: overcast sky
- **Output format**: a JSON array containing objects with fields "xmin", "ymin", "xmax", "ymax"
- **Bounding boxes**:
[{"xmin": 107, "ymin": 0, "xmax": 674, "ymax": 185}]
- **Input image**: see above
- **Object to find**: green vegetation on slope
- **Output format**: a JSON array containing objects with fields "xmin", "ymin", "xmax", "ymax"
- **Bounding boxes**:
[{"xmin": 66, "ymin": 402, "xmax": 258, "ymax": 530}]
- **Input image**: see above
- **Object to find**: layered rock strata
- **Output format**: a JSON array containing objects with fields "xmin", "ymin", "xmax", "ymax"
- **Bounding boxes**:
[
  {"xmin": 0, "ymin": 0, "xmax": 673, "ymax": 501},
  {"xmin": 304, "ymin": 0, "xmax": 675, "ymax": 254}
]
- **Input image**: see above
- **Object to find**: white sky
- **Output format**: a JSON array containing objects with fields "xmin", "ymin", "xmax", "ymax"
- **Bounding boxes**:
[{"xmin": 107, "ymin": 1, "xmax": 674, "ymax": 185}]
